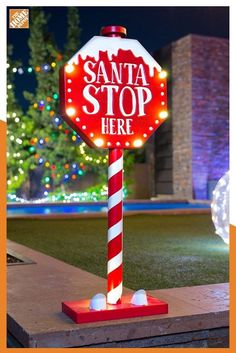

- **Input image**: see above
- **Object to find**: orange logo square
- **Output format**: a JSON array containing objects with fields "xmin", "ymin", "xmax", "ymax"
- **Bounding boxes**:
[{"xmin": 9, "ymin": 9, "xmax": 29, "ymax": 29}]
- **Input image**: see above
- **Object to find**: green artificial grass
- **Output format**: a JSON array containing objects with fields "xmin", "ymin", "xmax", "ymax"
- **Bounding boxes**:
[{"xmin": 7, "ymin": 214, "xmax": 229, "ymax": 290}]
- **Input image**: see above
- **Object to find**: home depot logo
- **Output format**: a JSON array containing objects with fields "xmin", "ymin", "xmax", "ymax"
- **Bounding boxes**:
[{"xmin": 9, "ymin": 9, "xmax": 29, "ymax": 29}]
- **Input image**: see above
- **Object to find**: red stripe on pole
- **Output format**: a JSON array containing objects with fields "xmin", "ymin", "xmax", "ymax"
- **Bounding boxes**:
[
  {"xmin": 108, "ymin": 202, "xmax": 123, "ymax": 228},
  {"xmin": 108, "ymin": 264, "xmax": 123, "ymax": 289},
  {"xmin": 108, "ymin": 233, "xmax": 123, "ymax": 259},
  {"xmin": 108, "ymin": 171, "xmax": 123, "ymax": 195}
]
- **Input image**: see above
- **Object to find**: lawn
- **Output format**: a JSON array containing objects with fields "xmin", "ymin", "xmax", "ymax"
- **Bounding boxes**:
[{"xmin": 7, "ymin": 214, "xmax": 229, "ymax": 290}]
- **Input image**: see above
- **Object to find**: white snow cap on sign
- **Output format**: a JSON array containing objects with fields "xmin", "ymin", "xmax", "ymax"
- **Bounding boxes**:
[{"xmin": 67, "ymin": 36, "xmax": 162, "ymax": 77}]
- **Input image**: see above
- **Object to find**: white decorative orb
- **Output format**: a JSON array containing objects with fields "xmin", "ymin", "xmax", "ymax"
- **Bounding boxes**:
[{"xmin": 211, "ymin": 171, "xmax": 229, "ymax": 245}]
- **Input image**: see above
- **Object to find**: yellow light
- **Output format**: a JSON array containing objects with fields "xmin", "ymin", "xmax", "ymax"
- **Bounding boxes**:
[
  {"xmin": 66, "ymin": 107, "xmax": 76, "ymax": 117},
  {"xmin": 133, "ymin": 139, "xmax": 143, "ymax": 148},
  {"xmin": 45, "ymin": 162, "xmax": 50, "ymax": 167},
  {"xmin": 94, "ymin": 138, "xmax": 104, "ymax": 147},
  {"xmin": 33, "ymin": 103, "xmax": 38, "ymax": 108},
  {"xmin": 159, "ymin": 111, "xmax": 168, "ymax": 119},
  {"xmin": 72, "ymin": 136, "xmax": 76, "ymax": 141},
  {"xmin": 65, "ymin": 64, "xmax": 74, "ymax": 73},
  {"xmin": 45, "ymin": 184, "xmax": 50, "ymax": 189},
  {"xmin": 159, "ymin": 70, "xmax": 167, "ymax": 79},
  {"xmin": 51, "ymin": 62, "xmax": 56, "ymax": 68}
]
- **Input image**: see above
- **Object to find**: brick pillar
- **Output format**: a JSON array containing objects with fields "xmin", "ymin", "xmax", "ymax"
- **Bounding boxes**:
[{"xmin": 172, "ymin": 35, "xmax": 193, "ymax": 199}]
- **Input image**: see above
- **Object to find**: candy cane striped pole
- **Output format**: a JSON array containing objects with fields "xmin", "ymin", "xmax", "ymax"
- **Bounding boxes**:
[{"xmin": 107, "ymin": 148, "xmax": 123, "ymax": 304}]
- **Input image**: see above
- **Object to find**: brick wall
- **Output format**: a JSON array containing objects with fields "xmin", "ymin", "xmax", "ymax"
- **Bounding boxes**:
[
  {"xmin": 191, "ymin": 35, "xmax": 229, "ymax": 199},
  {"xmin": 152, "ymin": 34, "xmax": 229, "ymax": 200}
]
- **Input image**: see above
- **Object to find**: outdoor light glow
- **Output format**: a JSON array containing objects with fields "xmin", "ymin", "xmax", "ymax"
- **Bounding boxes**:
[
  {"xmin": 125, "ymin": 142, "xmax": 130, "ymax": 147},
  {"xmin": 159, "ymin": 111, "xmax": 168, "ymax": 119},
  {"xmin": 133, "ymin": 139, "xmax": 143, "ymax": 147},
  {"xmin": 65, "ymin": 64, "xmax": 74, "ymax": 73},
  {"xmin": 66, "ymin": 107, "xmax": 76, "ymax": 117},
  {"xmin": 159, "ymin": 70, "xmax": 167, "ymax": 79},
  {"xmin": 211, "ymin": 171, "xmax": 229, "ymax": 245},
  {"xmin": 18, "ymin": 68, "xmax": 24, "ymax": 74},
  {"xmin": 94, "ymin": 138, "xmax": 104, "ymax": 147}
]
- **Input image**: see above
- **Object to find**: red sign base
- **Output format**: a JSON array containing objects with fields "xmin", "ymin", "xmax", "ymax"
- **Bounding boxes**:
[{"xmin": 62, "ymin": 295, "xmax": 168, "ymax": 324}]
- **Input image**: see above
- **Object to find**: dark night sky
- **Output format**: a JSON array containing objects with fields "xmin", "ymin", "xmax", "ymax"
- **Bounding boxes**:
[{"xmin": 7, "ymin": 6, "xmax": 229, "ymax": 109}]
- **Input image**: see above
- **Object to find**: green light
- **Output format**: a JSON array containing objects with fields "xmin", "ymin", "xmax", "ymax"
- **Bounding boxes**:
[
  {"xmin": 45, "ymin": 176, "xmax": 50, "ymax": 183},
  {"xmin": 28, "ymin": 67, "xmax": 33, "ymax": 73},
  {"xmin": 29, "ymin": 146, "xmax": 35, "ymax": 153},
  {"xmin": 53, "ymin": 93, "xmax": 59, "ymax": 100},
  {"xmin": 46, "ymin": 105, "xmax": 51, "ymax": 111},
  {"xmin": 78, "ymin": 170, "xmax": 83, "ymax": 176}
]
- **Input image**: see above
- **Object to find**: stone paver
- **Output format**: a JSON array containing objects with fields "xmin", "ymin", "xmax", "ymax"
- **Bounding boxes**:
[{"xmin": 7, "ymin": 240, "xmax": 229, "ymax": 348}]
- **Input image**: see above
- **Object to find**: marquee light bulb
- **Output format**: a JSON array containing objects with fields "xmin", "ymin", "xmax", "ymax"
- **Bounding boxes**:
[
  {"xmin": 94, "ymin": 138, "xmax": 104, "ymax": 147},
  {"xmin": 159, "ymin": 70, "xmax": 167, "ymax": 79},
  {"xmin": 66, "ymin": 107, "xmax": 76, "ymax": 117},
  {"xmin": 159, "ymin": 111, "xmax": 168, "ymax": 119},
  {"xmin": 133, "ymin": 139, "xmax": 143, "ymax": 147},
  {"xmin": 65, "ymin": 64, "xmax": 74, "ymax": 73}
]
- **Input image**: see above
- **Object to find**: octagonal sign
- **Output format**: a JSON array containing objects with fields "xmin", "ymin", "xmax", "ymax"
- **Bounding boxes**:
[{"xmin": 59, "ymin": 36, "xmax": 168, "ymax": 149}]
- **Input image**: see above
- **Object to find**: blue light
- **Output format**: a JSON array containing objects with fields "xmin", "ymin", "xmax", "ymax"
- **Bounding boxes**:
[
  {"xmin": 43, "ymin": 64, "xmax": 50, "ymax": 72},
  {"xmin": 39, "ymin": 158, "xmax": 44, "ymax": 164},
  {"xmin": 39, "ymin": 138, "xmax": 44, "ymax": 145}
]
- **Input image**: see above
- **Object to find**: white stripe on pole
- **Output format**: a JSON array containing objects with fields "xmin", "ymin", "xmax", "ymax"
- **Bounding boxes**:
[
  {"xmin": 107, "ymin": 251, "xmax": 122, "ymax": 274},
  {"xmin": 108, "ymin": 220, "xmax": 123, "ymax": 242},
  {"xmin": 108, "ymin": 156, "xmax": 123, "ymax": 178},
  {"xmin": 108, "ymin": 189, "xmax": 123, "ymax": 209},
  {"xmin": 107, "ymin": 282, "xmax": 123, "ymax": 305}
]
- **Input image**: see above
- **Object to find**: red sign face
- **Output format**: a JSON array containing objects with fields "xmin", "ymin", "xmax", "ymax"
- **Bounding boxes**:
[{"xmin": 60, "ymin": 36, "xmax": 167, "ymax": 149}]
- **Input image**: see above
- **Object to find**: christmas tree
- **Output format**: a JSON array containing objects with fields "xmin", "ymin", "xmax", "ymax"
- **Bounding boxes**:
[{"xmin": 7, "ymin": 44, "xmax": 33, "ymax": 198}]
